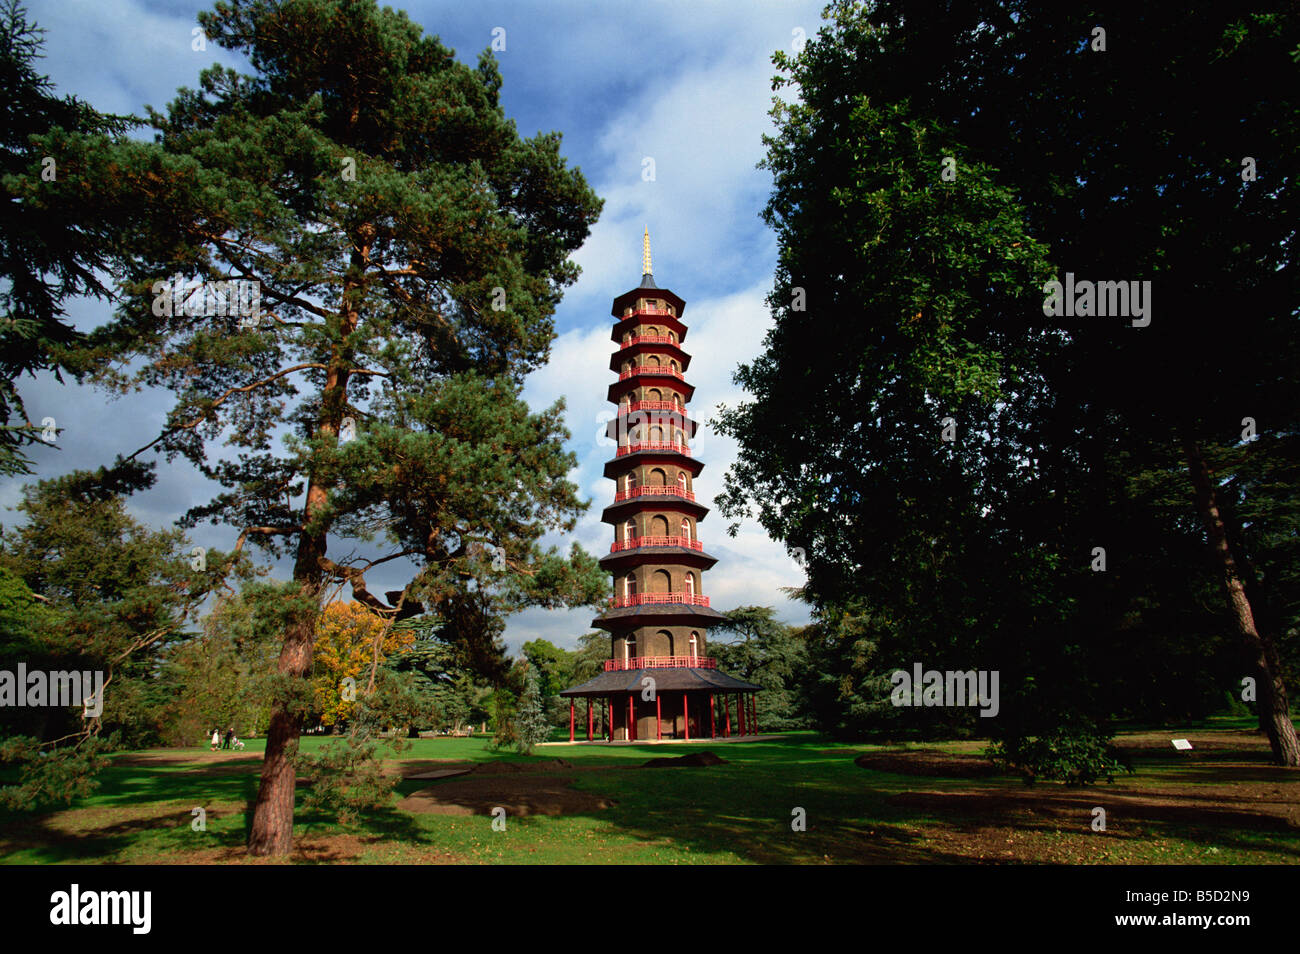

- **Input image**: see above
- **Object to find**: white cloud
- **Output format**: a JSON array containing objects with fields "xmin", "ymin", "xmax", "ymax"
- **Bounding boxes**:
[{"xmin": 31, "ymin": 0, "xmax": 248, "ymax": 120}]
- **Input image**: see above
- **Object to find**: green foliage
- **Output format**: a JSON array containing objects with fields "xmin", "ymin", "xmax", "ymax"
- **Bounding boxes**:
[
  {"xmin": 521, "ymin": 638, "xmax": 571, "ymax": 698},
  {"xmin": 570, "ymin": 631, "xmax": 610, "ymax": 686},
  {"xmin": 0, "ymin": 470, "xmax": 209, "ymax": 749},
  {"xmin": 514, "ymin": 666, "xmax": 550, "ymax": 754},
  {"xmin": 986, "ymin": 718, "xmax": 1127, "ymax": 787},
  {"xmin": 710, "ymin": 607, "xmax": 812, "ymax": 731},
  {"xmin": 296, "ymin": 730, "xmax": 392, "ymax": 827},
  {"xmin": 158, "ymin": 581, "xmax": 289, "ymax": 744},
  {"xmin": 488, "ymin": 687, "xmax": 518, "ymax": 752},
  {"xmin": 297, "ymin": 667, "xmax": 429, "ymax": 824},
  {"xmin": 0, "ymin": 732, "xmax": 114, "ymax": 810},
  {"xmin": 382, "ymin": 613, "xmax": 501, "ymax": 733},
  {"xmin": 714, "ymin": 0, "xmax": 1300, "ymax": 750}
]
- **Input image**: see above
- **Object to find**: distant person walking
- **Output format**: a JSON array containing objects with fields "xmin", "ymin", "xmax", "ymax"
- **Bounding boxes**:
[
  {"xmin": 222, "ymin": 727, "xmax": 234, "ymax": 750},
  {"xmin": 210, "ymin": 728, "xmax": 220, "ymax": 751}
]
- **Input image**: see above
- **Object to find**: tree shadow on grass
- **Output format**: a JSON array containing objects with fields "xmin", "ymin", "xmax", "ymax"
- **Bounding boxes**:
[
  {"xmin": 2, "ymin": 753, "xmax": 438, "ymax": 863},
  {"xmin": 398, "ymin": 735, "xmax": 1300, "ymax": 865},
  {"xmin": 0, "ymin": 798, "xmax": 252, "ymax": 863}
]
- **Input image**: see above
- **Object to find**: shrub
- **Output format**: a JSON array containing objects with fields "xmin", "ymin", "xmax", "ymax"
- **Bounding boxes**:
[{"xmin": 986, "ymin": 721, "xmax": 1126, "ymax": 786}]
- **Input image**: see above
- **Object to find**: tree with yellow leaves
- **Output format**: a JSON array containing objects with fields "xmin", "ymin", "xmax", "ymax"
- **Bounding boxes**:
[{"xmin": 310, "ymin": 602, "xmax": 415, "ymax": 728}]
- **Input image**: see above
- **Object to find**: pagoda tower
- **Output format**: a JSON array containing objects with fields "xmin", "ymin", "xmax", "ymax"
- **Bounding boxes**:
[{"xmin": 560, "ymin": 231, "xmax": 761, "ymax": 742}]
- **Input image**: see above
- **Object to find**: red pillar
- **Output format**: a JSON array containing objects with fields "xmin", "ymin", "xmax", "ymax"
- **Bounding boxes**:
[
  {"xmin": 656, "ymin": 693, "xmax": 662, "ymax": 741},
  {"xmin": 751, "ymin": 695, "xmax": 758, "ymax": 735},
  {"xmin": 587, "ymin": 699, "xmax": 593, "ymax": 742},
  {"xmin": 569, "ymin": 700, "xmax": 575, "ymax": 743},
  {"xmin": 709, "ymin": 693, "xmax": 716, "ymax": 738},
  {"xmin": 606, "ymin": 697, "xmax": 611, "ymax": 742},
  {"xmin": 628, "ymin": 694, "xmax": 635, "ymax": 741},
  {"xmin": 739, "ymin": 693, "xmax": 746, "ymax": 736},
  {"xmin": 683, "ymin": 692, "xmax": 690, "ymax": 741},
  {"xmin": 724, "ymin": 695, "xmax": 731, "ymax": 737}
]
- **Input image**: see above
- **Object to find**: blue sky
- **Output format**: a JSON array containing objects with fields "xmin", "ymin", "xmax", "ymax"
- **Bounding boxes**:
[{"xmin": 12, "ymin": 0, "xmax": 825, "ymax": 652}]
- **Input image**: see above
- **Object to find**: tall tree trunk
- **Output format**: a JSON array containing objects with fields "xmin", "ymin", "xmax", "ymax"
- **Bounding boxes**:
[
  {"xmin": 247, "ymin": 243, "xmax": 365, "ymax": 854},
  {"xmin": 246, "ymin": 528, "xmax": 326, "ymax": 855},
  {"xmin": 1184, "ymin": 442, "xmax": 1300, "ymax": 766}
]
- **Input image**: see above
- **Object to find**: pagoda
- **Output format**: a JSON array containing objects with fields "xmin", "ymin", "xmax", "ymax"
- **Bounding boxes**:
[{"xmin": 560, "ymin": 230, "xmax": 761, "ymax": 742}]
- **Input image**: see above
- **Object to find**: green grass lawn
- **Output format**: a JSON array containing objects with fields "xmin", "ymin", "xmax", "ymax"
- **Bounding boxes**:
[{"xmin": 1, "ymin": 727, "xmax": 1296, "ymax": 864}]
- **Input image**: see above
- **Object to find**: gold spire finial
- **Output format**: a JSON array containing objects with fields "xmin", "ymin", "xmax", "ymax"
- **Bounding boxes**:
[{"xmin": 642, "ymin": 226, "xmax": 652, "ymax": 276}]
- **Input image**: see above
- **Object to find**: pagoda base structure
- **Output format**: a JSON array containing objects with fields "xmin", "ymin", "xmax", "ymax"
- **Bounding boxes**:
[{"xmin": 560, "ymin": 661, "xmax": 761, "ymax": 743}]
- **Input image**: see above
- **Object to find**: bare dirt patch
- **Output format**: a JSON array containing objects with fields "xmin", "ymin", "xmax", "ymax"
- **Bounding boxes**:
[
  {"xmin": 398, "ymin": 762, "xmax": 615, "ymax": 817},
  {"xmin": 642, "ymin": 751, "xmax": 728, "ymax": 768},
  {"xmin": 395, "ymin": 757, "xmax": 574, "ymax": 780},
  {"xmin": 112, "ymin": 750, "xmax": 261, "ymax": 769},
  {"xmin": 855, "ymin": 749, "xmax": 999, "ymax": 779}
]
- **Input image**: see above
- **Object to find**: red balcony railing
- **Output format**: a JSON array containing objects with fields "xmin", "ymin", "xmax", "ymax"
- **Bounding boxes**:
[
  {"xmin": 605, "ymin": 655, "xmax": 717, "ymax": 672},
  {"xmin": 618, "ymin": 366, "xmax": 684, "ymax": 381},
  {"xmin": 618, "ymin": 334, "xmax": 678, "ymax": 349},
  {"xmin": 609, "ymin": 593, "xmax": 711, "ymax": 608},
  {"xmin": 615, "ymin": 441, "xmax": 689, "ymax": 457},
  {"xmin": 610, "ymin": 535, "xmax": 703, "ymax": 553},
  {"xmin": 613, "ymin": 485, "xmax": 696, "ymax": 502},
  {"xmin": 619, "ymin": 400, "xmax": 687, "ymax": 415},
  {"xmin": 622, "ymin": 306, "xmax": 676, "ymax": 318}
]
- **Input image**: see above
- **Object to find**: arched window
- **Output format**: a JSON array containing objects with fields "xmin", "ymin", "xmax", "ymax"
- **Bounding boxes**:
[
  {"xmin": 672, "ymin": 392, "xmax": 682, "ymax": 409},
  {"xmin": 681, "ymin": 518, "xmax": 691, "ymax": 541},
  {"xmin": 677, "ymin": 472, "xmax": 687, "ymax": 493},
  {"xmin": 624, "ymin": 573, "xmax": 636, "ymax": 599},
  {"xmin": 624, "ymin": 519, "xmax": 636, "ymax": 543},
  {"xmin": 626, "ymin": 636, "xmax": 636, "ymax": 664},
  {"xmin": 689, "ymin": 632, "xmax": 698, "ymax": 664},
  {"xmin": 668, "ymin": 331, "xmax": 677, "ymax": 344},
  {"xmin": 651, "ymin": 515, "xmax": 669, "ymax": 537},
  {"xmin": 669, "ymin": 360, "xmax": 679, "ymax": 372},
  {"xmin": 648, "ymin": 354, "xmax": 661, "ymax": 367},
  {"xmin": 625, "ymin": 472, "xmax": 637, "ymax": 493},
  {"xmin": 652, "ymin": 569, "xmax": 671, "ymax": 593},
  {"xmin": 685, "ymin": 573, "xmax": 695, "ymax": 598},
  {"xmin": 649, "ymin": 468, "xmax": 667, "ymax": 487},
  {"xmin": 648, "ymin": 388, "xmax": 662, "ymax": 402}
]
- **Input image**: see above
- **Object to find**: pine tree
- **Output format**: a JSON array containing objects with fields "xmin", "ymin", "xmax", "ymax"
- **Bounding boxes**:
[
  {"xmin": 515, "ymin": 666, "xmax": 550, "ymax": 755},
  {"xmin": 20, "ymin": 0, "xmax": 609, "ymax": 853}
]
